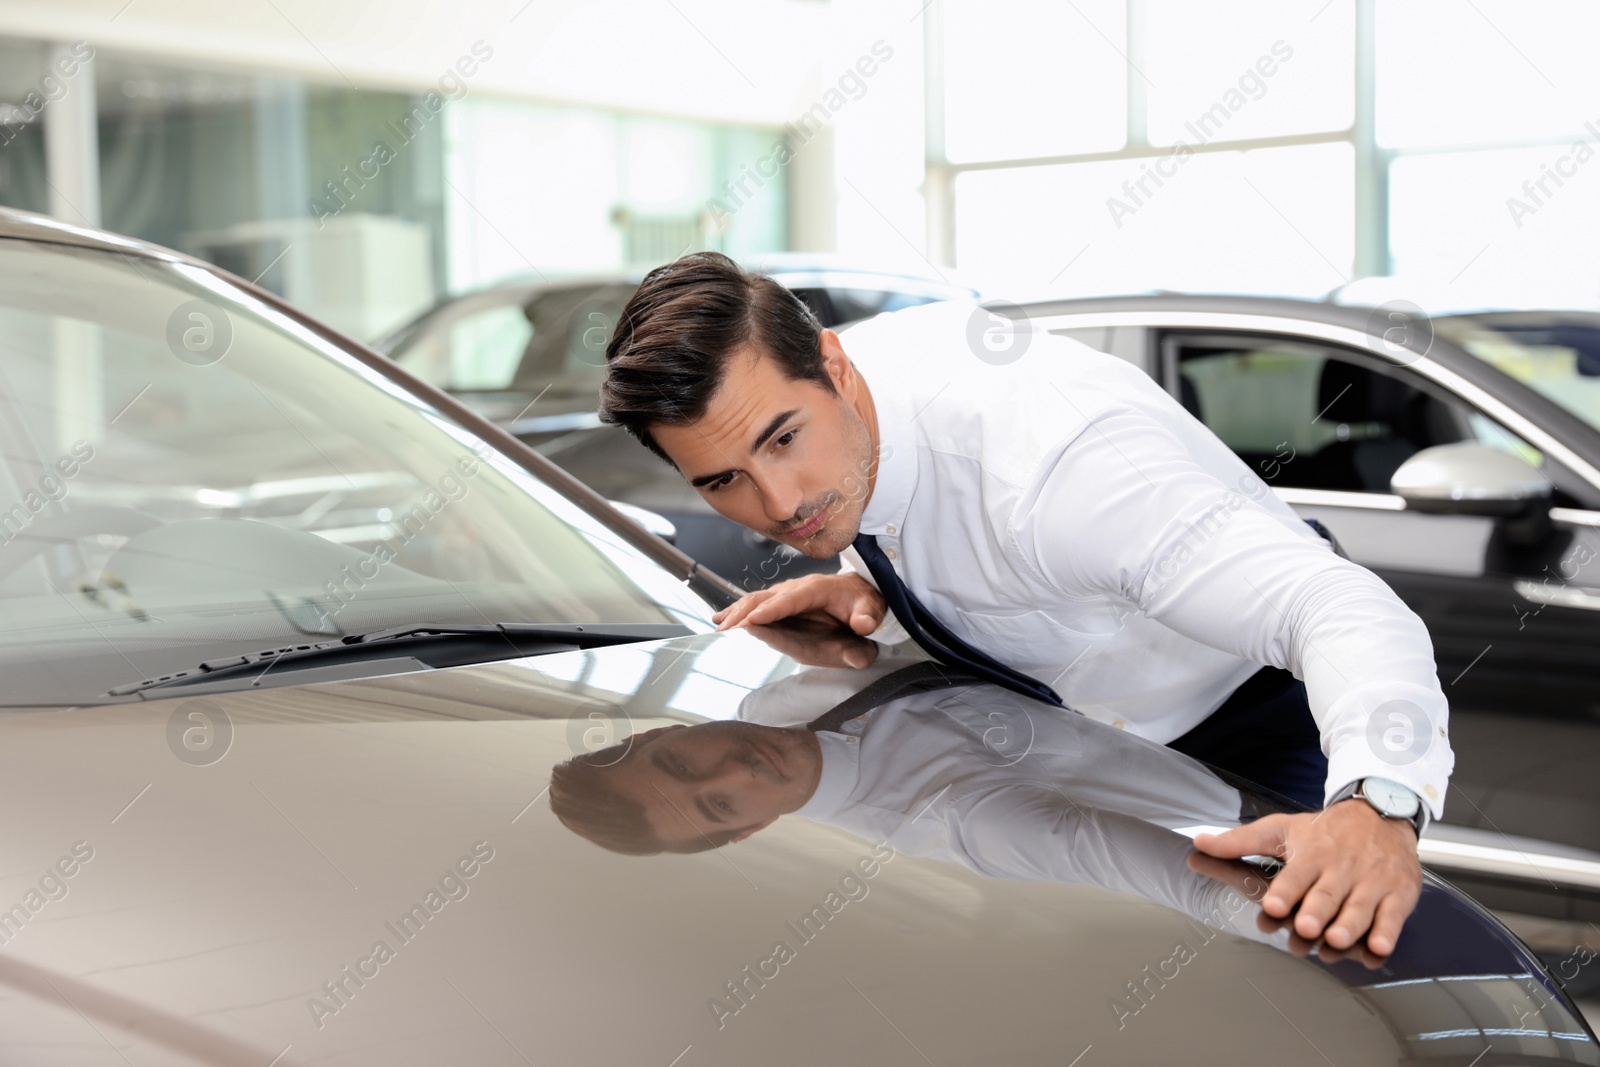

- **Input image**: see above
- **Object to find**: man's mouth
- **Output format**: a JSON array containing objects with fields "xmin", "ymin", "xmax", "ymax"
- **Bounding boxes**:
[
  {"xmin": 784, "ymin": 509, "xmax": 829, "ymax": 540},
  {"xmin": 751, "ymin": 736, "xmax": 787, "ymax": 781}
]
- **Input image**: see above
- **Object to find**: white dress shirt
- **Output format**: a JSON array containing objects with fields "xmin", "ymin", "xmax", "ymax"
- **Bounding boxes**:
[
  {"xmin": 832, "ymin": 300, "xmax": 1454, "ymax": 818},
  {"xmin": 738, "ymin": 662, "xmax": 1289, "ymax": 947}
]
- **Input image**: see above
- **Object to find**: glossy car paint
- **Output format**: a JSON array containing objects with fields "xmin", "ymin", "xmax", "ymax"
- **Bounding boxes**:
[{"xmin": 0, "ymin": 629, "xmax": 1591, "ymax": 1066}]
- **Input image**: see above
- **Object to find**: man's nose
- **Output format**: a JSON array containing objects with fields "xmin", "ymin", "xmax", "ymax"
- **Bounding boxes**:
[{"xmin": 754, "ymin": 473, "xmax": 804, "ymax": 527}]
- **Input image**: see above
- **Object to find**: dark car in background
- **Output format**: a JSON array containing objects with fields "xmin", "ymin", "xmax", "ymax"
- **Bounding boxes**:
[{"xmin": 373, "ymin": 257, "xmax": 983, "ymax": 593}]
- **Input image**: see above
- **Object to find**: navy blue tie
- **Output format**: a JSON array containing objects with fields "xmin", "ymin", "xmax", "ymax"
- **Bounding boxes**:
[{"xmin": 852, "ymin": 533, "xmax": 1067, "ymax": 708}]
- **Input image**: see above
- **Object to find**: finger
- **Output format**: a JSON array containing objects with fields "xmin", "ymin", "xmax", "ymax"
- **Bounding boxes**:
[
  {"xmin": 838, "ymin": 584, "xmax": 886, "ymax": 635},
  {"xmin": 1293, "ymin": 870, "xmax": 1355, "ymax": 942},
  {"xmin": 847, "ymin": 598, "xmax": 884, "ymax": 635},
  {"xmin": 1323, "ymin": 882, "xmax": 1384, "ymax": 951},
  {"xmin": 713, "ymin": 596, "xmax": 755, "ymax": 629},
  {"xmin": 1365, "ymin": 890, "xmax": 1417, "ymax": 957},
  {"xmin": 1258, "ymin": 852, "xmax": 1325, "ymax": 920},
  {"xmin": 717, "ymin": 592, "xmax": 775, "ymax": 630},
  {"xmin": 1192, "ymin": 817, "xmax": 1289, "ymax": 861},
  {"xmin": 743, "ymin": 590, "xmax": 811, "ymax": 626}
]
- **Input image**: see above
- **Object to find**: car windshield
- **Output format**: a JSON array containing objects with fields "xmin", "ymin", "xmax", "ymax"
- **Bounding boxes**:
[
  {"xmin": 0, "ymin": 238, "xmax": 708, "ymax": 706},
  {"xmin": 1437, "ymin": 314, "xmax": 1600, "ymax": 434}
]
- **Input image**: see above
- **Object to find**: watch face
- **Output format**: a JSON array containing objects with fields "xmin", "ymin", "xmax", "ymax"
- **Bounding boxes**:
[{"xmin": 1362, "ymin": 777, "xmax": 1420, "ymax": 818}]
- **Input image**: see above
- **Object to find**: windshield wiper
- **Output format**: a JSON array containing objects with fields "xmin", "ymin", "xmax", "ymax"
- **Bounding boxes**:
[{"xmin": 104, "ymin": 622, "xmax": 693, "ymax": 697}]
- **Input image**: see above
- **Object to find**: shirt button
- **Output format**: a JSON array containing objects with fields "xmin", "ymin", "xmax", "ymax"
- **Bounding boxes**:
[
  {"xmin": 1424, "ymin": 784, "xmax": 1438, "ymax": 799},
  {"xmin": 845, "ymin": 736, "xmax": 858, "ymax": 744},
  {"xmin": 885, "ymin": 524, "xmax": 896, "ymax": 535},
  {"xmin": 1112, "ymin": 719, "xmax": 1126, "ymax": 730},
  {"xmin": 886, "ymin": 547, "xmax": 898, "ymax": 561}
]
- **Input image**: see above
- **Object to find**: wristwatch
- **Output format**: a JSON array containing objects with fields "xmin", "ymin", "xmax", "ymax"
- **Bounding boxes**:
[{"xmin": 1329, "ymin": 777, "xmax": 1429, "ymax": 838}]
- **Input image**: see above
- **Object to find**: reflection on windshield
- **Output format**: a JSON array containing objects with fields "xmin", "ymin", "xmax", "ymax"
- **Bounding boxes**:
[{"xmin": 0, "ymin": 240, "xmax": 707, "ymax": 705}]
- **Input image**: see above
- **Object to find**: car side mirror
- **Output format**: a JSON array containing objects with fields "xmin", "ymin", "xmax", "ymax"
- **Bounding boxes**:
[
  {"xmin": 1389, "ymin": 443, "xmax": 1552, "ymax": 517},
  {"xmin": 608, "ymin": 500, "xmax": 677, "ymax": 544}
]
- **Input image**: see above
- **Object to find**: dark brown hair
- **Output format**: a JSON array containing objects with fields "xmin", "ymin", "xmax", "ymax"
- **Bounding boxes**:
[
  {"xmin": 599, "ymin": 251, "xmax": 833, "ymax": 466},
  {"xmin": 549, "ymin": 741, "xmax": 756, "ymax": 856}
]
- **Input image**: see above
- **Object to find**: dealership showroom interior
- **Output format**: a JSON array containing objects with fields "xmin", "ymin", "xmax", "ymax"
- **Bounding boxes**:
[{"xmin": 5, "ymin": 0, "xmax": 1600, "ymax": 1063}]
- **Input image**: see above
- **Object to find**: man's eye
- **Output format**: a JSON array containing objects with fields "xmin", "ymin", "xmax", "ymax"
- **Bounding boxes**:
[
  {"xmin": 714, "ymin": 797, "xmax": 734, "ymax": 814},
  {"xmin": 707, "ymin": 473, "xmax": 735, "ymax": 492},
  {"xmin": 775, "ymin": 429, "xmax": 796, "ymax": 448}
]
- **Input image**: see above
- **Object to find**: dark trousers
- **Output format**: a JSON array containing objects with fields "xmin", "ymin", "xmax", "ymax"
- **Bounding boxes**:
[{"xmin": 1166, "ymin": 666, "xmax": 1328, "ymax": 811}]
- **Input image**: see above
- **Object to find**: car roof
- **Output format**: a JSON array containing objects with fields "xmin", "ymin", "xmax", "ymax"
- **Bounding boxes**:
[
  {"xmin": 0, "ymin": 204, "xmax": 188, "ymax": 260},
  {"xmin": 1009, "ymin": 290, "xmax": 1600, "ymax": 479}
]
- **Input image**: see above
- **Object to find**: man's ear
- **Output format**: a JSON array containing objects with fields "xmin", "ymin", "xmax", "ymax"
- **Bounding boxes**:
[
  {"xmin": 819, "ymin": 329, "xmax": 854, "ymax": 396},
  {"xmin": 728, "ymin": 817, "xmax": 777, "ymax": 844}
]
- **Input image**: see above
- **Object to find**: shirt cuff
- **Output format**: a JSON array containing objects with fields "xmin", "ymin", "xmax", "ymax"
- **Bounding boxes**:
[
  {"xmin": 1322, "ymin": 682, "xmax": 1454, "ymax": 822},
  {"xmin": 866, "ymin": 609, "xmax": 912, "ymax": 647}
]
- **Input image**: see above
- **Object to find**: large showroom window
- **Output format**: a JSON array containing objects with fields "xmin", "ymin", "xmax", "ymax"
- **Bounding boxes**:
[
  {"xmin": 940, "ymin": 0, "xmax": 1128, "ymax": 163},
  {"xmin": 953, "ymin": 141, "xmax": 1354, "ymax": 297},
  {"xmin": 0, "ymin": 37, "xmax": 788, "ymax": 345},
  {"xmin": 938, "ymin": 0, "xmax": 1358, "ymax": 298},
  {"xmin": 93, "ymin": 55, "xmax": 447, "ymax": 344},
  {"xmin": 1378, "ymin": 0, "xmax": 1600, "ymax": 307},
  {"xmin": 0, "ymin": 38, "xmax": 51, "ymax": 216},
  {"xmin": 934, "ymin": 0, "xmax": 1600, "ymax": 308}
]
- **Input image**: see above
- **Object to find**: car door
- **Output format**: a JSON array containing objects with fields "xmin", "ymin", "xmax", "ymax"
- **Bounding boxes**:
[
  {"xmin": 1154, "ymin": 331, "xmax": 1600, "ymax": 712},
  {"xmin": 1150, "ymin": 330, "xmax": 1600, "ymax": 862}
]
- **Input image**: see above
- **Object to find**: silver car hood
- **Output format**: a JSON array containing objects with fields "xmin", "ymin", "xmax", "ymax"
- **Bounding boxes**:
[{"xmin": 1, "ymin": 628, "xmax": 1592, "ymax": 1066}]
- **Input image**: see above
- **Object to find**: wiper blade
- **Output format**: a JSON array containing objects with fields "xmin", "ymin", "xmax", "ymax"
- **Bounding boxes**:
[{"xmin": 105, "ymin": 622, "xmax": 692, "ymax": 697}]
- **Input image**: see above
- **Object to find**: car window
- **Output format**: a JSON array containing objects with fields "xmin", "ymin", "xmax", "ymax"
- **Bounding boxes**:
[
  {"xmin": 1172, "ymin": 340, "xmax": 1541, "ymax": 492},
  {"xmin": 395, "ymin": 295, "xmax": 531, "ymax": 392},
  {"xmin": 1437, "ymin": 316, "xmax": 1600, "ymax": 437},
  {"xmin": 0, "ymin": 240, "xmax": 705, "ymax": 705},
  {"xmin": 513, "ymin": 283, "xmax": 635, "ymax": 396},
  {"xmin": 446, "ymin": 303, "xmax": 533, "ymax": 389}
]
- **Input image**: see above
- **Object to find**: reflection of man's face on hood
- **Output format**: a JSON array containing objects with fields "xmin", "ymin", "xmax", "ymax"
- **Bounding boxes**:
[
  {"xmin": 609, "ymin": 720, "xmax": 824, "ymax": 847},
  {"xmin": 550, "ymin": 718, "xmax": 824, "ymax": 854}
]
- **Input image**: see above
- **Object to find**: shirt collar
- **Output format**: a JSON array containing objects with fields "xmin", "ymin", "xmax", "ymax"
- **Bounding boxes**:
[
  {"xmin": 792, "ymin": 728, "xmax": 863, "ymax": 822},
  {"xmin": 854, "ymin": 360, "xmax": 915, "ymax": 537}
]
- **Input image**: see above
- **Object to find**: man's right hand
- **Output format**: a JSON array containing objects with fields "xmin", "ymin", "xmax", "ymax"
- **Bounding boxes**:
[{"xmin": 712, "ymin": 572, "xmax": 887, "ymax": 636}]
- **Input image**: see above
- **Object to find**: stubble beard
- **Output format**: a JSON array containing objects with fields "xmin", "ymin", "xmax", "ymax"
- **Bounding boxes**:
[{"xmin": 784, "ymin": 408, "xmax": 874, "ymax": 561}]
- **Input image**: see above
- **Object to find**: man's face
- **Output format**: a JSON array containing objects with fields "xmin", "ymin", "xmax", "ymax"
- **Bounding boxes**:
[
  {"xmin": 607, "ymin": 721, "xmax": 823, "ymax": 849},
  {"xmin": 650, "ymin": 330, "xmax": 877, "ymax": 561}
]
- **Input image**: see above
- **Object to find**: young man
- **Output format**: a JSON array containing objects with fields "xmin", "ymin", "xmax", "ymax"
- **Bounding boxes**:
[{"xmin": 595, "ymin": 252, "xmax": 1453, "ymax": 957}]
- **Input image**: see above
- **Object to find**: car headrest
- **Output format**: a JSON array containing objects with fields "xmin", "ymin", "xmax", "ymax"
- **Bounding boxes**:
[
  {"xmin": 1316, "ymin": 358, "xmax": 1416, "ymax": 424},
  {"xmin": 1179, "ymin": 374, "xmax": 1202, "ymax": 421}
]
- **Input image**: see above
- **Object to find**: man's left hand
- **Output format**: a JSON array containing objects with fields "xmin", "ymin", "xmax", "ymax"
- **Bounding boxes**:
[{"xmin": 1189, "ymin": 799, "xmax": 1423, "ymax": 956}]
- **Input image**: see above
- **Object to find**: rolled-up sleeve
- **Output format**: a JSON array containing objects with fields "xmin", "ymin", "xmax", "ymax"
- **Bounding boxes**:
[{"xmin": 1012, "ymin": 406, "xmax": 1455, "ymax": 819}]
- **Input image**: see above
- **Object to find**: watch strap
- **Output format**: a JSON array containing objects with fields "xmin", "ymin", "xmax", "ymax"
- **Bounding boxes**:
[{"xmin": 1330, "ymin": 778, "xmax": 1428, "ymax": 838}]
